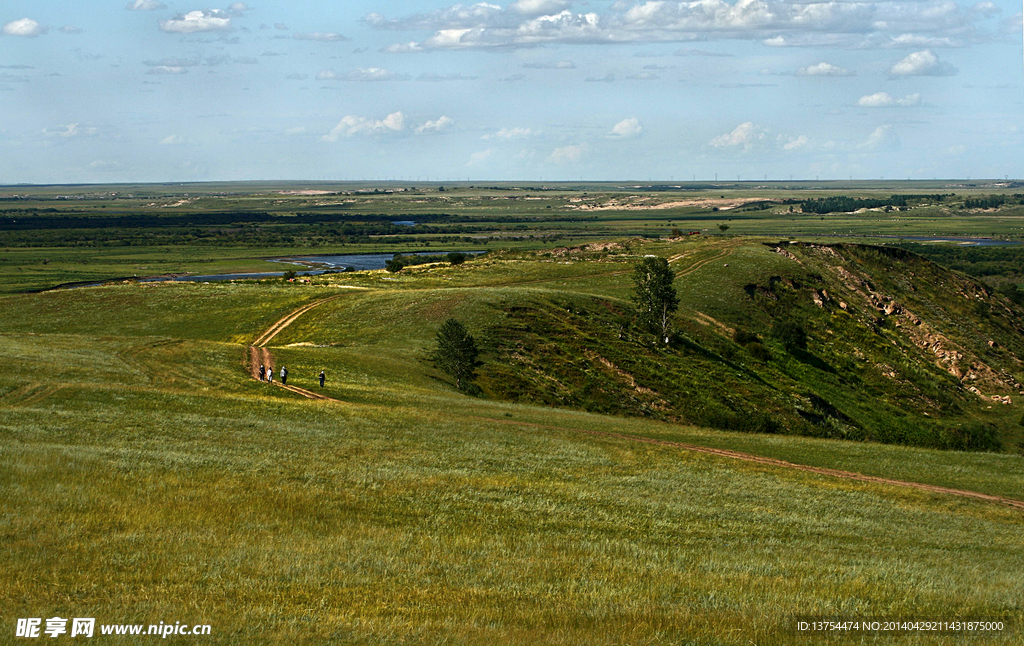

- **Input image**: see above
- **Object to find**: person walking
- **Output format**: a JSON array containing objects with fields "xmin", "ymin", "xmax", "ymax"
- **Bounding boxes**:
[
  {"xmin": 267, "ymin": 369, "xmax": 274, "ymax": 384},
  {"xmin": 318, "ymin": 370, "xmax": 325, "ymax": 388},
  {"xmin": 259, "ymin": 364, "xmax": 265, "ymax": 381},
  {"xmin": 280, "ymin": 366, "xmax": 288, "ymax": 385}
]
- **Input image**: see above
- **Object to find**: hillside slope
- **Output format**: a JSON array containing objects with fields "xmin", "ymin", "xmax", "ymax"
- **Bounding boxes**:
[{"xmin": 476, "ymin": 241, "xmax": 1023, "ymax": 451}]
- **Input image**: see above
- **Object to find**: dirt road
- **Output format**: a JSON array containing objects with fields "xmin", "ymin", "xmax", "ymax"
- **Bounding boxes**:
[{"xmin": 248, "ymin": 297, "xmax": 344, "ymax": 402}]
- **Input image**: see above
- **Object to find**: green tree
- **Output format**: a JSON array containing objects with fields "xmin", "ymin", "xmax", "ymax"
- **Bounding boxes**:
[
  {"xmin": 632, "ymin": 256, "xmax": 679, "ymax": 344},
  {"xmin": 718, "ymin": 223, "xmax": 730, "ymax": 232},
  {"xmin": 432, "ymin": 318, "xmax": 480, "ymax": 390}
]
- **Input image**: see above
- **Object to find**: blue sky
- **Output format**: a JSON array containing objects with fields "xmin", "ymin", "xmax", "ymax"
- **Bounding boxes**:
[{"xmin": 0, "ymin": 0, "xmax": 1021, "ymax": 183}]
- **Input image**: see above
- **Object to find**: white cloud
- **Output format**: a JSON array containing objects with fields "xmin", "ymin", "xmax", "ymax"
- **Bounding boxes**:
[
  {"xmin": 383, "ymin": 42, "xmax": 423, "ymax": 53},
  {"xmin": 317, "ymin": 67, "xmax": 409, "ymax": 82},
  {"xmin": 2, "ymin": 18, "xmax": 48, "ymax": 38},
  {"xmin": 483, "ymin": 127, "xmax": 534, "ymax": 140},
  {"xmin": 415, "ymin": 116, "xmax": 454, "ymax": 134},
  {"xmin": 144, "ymin": 57, "xmax": 201, "ymax": 67},
  {"xmin": 367, "ymin": 0, "xmax": 984, "ymax": 51},
  {"xmin": 549, "ymin": 144, "xmax": 584, "ymax": 164},
  {"xmin": 858, "ymin": 92, "xmax": 921, "ymax": 107},
  {"xmin": 323, "ymin": 112, "xmax": 406, "ymax": 140},
  {"xmin": 418, "ymin": 72, "xmax": 478, "ymax": 81},
  {"xmin": 522, "ymin": 60, "xmax": 575, "ymax": 69},
  {"xmin": 43, "ymin": 123, "xmax": 98, "ymax": 138},
  {"xmin": 710, "ymin": 122, "xmax": 766, "ymax": 150},
  {"xmin": 510, "ymin": 0, "xmax": 571, "ymax": 16},
  {"xmin": 467, "ymin": 149, "xmax": 494, "ymax": 166},
  {"xmin": 860, "ymin": 124, "xmax": 901, "ymax": 151},
  {"xmin": 294, "ymin": 32, "xmax": 347, "ymax": 42},
  {"xmin": 159, "ymin": 10, "xmax": 231, "ymax": 34},
  {"xmin": 972, "ymin": 2, "xmax": 1000, "ymax": 17},
  {"xmin": 125, "ymin": 0, "xmax": 166, "ymax": 10},
  {"xmin": 782, "ymin": 135, "xmax": 809, "ymax": 150},
  {"xmin": 884, "ymin": 33, "xmax": 960, "ymax": 48},
  {"xmin": 146, "ymin": 66, "xmax": 189, "ymax": 74},
  {"xmin": 227, "ymin": 2, "xmax": 252, "ymax": 12},
  {"xmin": 610, "ymin": 117, "xmax": 643, "ymax": 138},
  {"xmin": 59, "ymin": 25, "xmax": 83, "ymax": 34},
  {"xmin": 159, "ymin": 135, "xmax": 186, "ymax": 145},
  {"xmin": 89, "ymin": 161, "xmax": 122, "ymax": 172},
  {"xmin": 674, "ymin": 48, "xmax": 732, "ymax": 57},
  {"xmin": 797, "ymin": 62, "xmax": 854, "ymax": 77},
  {"xmin": 585, "ymin": 72, "xmax": 615, "ymax": 82},
  {"xmin": 888, "ymin": 50, "xmax": 957, "ymax": 76},
  {"xmin": 627, "ymin": 71, "xmax": 659, "ymax": 80}
]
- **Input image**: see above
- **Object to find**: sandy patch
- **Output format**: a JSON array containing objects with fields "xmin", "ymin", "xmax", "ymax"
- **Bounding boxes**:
[{"xmin": 568, "ymin": 197, "xmax": 771, "ymax": 212}]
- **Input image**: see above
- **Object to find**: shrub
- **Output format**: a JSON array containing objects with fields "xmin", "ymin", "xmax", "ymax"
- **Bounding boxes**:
[
  {"xmin": 447, "ymin": 252, "xmax": 467, "ymax": 266},
  {"xmin": 939, "ymin": 423, "xmax": 1002, "ymax": 452},
  {"xmin": 733, "ymin": 328, "xmax": 759, "ymax": 344},
  {"xmin": 746, "ymin": 342, "xmax": 770, "ymax": 362},
  {"xmin": 771, "ymin": 320, "xmax": 808, "ymax": 352}
]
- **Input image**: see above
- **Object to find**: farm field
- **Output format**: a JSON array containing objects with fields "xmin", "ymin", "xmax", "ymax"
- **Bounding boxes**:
[{"xmin": 2, "ymin": 190, "xmax": 1024, "ymax": 644}]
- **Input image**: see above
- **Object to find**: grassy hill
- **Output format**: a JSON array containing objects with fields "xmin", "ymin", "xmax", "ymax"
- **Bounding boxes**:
[
  {"xmin": 258, "ymin": 238, "xmax": 1023, "ymax": 453},
  {"xmin": 2, "ymin": 236, "xmax": 1023, "ymax": 644}
]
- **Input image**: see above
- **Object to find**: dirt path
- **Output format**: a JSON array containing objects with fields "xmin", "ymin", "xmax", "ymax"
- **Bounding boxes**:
[
  {"xmin": 669, "ymin": 244, "xmax": 735, "ymax": 276},
  {"xmin": 252, "ymin": 294, "xmax": 345, "ymax": 347},
  {"xmin": 1, "ymin": 383, "xmax": 64, "ymax": 407},
  {"xmin": 248, "ymin": 299, "xmax": 345, "ymax": 403}
]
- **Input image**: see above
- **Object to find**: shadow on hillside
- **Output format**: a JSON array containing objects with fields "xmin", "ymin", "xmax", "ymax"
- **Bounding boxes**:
[{"xmin": 791, "ymin": 348, "xmax": 837, "ymax": 374}]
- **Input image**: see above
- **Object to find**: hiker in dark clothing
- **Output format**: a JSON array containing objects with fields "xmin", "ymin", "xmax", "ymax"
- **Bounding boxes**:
[
  {"xmin": 259, "ymin": 364, "xmax": 265, "ymax": 381},
  {"xmin": 319, "ymin": 370, "xmax": 325, "ymax": 388},
  {"xmin": 280, "ymin": 366, "xmax": 288, "ymax": 385}
]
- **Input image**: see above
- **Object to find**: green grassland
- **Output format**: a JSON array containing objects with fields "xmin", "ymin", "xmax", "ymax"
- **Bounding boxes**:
[
  {"xmin": 3, "ymin": 224, "xmax": 1024, "ymax": 644},
  {"xmin": 3, "ymin": 182, "xmax": 1024, "ymax": 644}
]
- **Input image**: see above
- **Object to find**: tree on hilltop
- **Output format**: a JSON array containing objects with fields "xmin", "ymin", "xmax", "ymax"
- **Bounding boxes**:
[{"xmin": 632, "ymin": 256, "xmax": 679, "ymax": 345}]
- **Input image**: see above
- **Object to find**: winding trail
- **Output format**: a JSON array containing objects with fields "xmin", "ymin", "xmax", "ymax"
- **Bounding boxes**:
[
  {"xmin": 242, "ymin": 279, "xmax": 1024, "ymax": 512},
  {"xmin": 670, "ymin": 245, "xmax": 735, "ymax": 277},
  {"xmin": 248, "ymin": 296, "xmax": 345, "ymax": 402}
]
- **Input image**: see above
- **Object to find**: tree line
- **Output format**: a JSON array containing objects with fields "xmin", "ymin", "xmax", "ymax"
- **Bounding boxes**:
[{"xmin": 800, "ymin": 194, "xmax": 950, "ymax": 214}]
